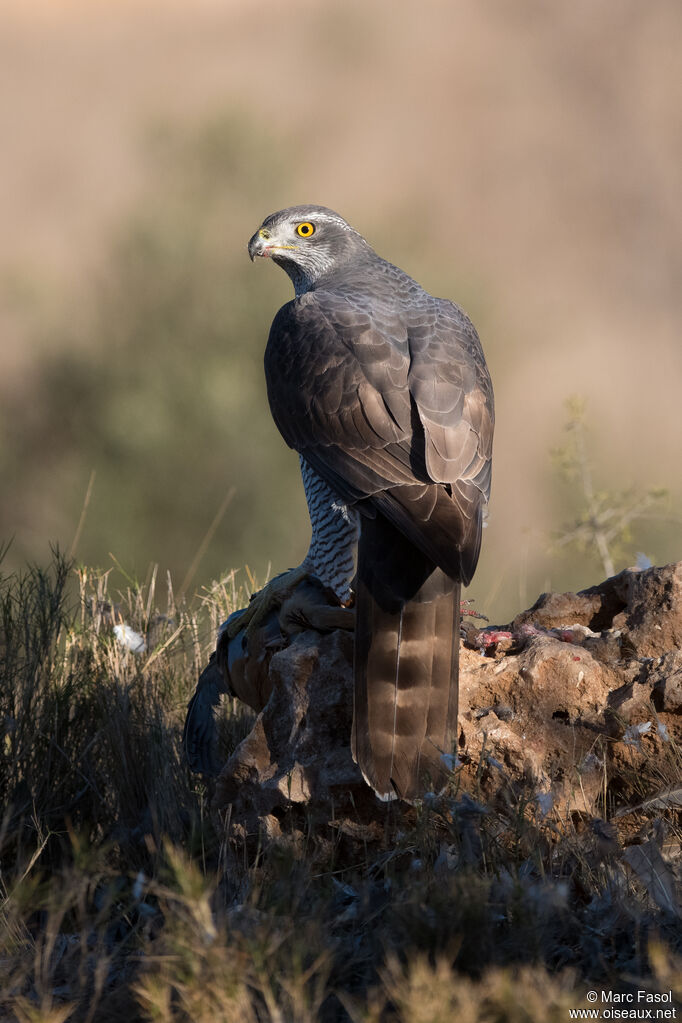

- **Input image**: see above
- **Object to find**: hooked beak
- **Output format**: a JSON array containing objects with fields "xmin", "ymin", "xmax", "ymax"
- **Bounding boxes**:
[
  {"xmin": 248, "ymin": 225, "xmax": 299, "ymax": 261},
  {"xmin": 248, "ymin": 228, "xmax": 269, "ymax": 261}
]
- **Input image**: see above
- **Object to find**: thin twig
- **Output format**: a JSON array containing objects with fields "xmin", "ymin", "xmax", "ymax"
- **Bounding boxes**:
[{"xmin": 69, "ymin": 469, "xmax": 96, "ymax": 560}]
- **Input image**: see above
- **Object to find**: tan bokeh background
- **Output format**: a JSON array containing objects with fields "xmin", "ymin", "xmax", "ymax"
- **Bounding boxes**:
[{"xmin": 2, "ymin": 0, "xmax": 680, "ymax": 621}]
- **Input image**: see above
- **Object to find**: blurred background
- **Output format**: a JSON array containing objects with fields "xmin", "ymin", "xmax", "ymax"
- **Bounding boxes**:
[{"xmin": 1, "ymin": 0, "xmax": 680, "ymax": 623}]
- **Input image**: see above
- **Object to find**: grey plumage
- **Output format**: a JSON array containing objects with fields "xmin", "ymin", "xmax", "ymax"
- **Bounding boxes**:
[{"xmin": 248, "ymin": 205, "xmax": 494, "ymax": 801}]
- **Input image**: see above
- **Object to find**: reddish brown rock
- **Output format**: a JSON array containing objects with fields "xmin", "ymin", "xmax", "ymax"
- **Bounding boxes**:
[{"xmin": 199, "ymin": 563, "xmax": 682, "ymax": 847}]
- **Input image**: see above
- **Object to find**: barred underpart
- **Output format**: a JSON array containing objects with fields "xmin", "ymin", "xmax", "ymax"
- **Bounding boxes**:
[{"xmin": 299, "ymin": 456, "xmax": 359, "ymax": 604}]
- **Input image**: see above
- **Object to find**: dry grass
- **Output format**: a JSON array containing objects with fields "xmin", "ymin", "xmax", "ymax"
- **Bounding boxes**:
[{"xmin": 1, "ymin": 549, "xmax": 681, "ymax": 1021}]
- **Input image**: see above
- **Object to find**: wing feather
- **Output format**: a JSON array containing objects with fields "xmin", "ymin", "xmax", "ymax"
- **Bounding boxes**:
[{"xmin": 264, "ymin": 283, "xmax": 493, "ymax": 579}]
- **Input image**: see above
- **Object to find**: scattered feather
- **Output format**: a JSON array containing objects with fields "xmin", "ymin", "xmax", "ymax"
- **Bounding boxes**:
[
  {"xmin": 578, "ymin": 752, "xmax": 602, "ymax": 774},
  {"xmin": 439, "ymin": 753, "xmax": 459, "ymax": 771},
  {"xmin": 566, "ymin": 623, "xmax": 601, "ymax": 639},
  {"xmin": 332, "ymin": 877, "xmax": 358, "ymax": 901},
  {"xmin": 113, "ymin": 623, "xmax": 147, "ymax": 654},
  {"xmin": 657, "ymin": 721, "xmax": 671, "ymax": 742},
  {"xmin": 456, "ymin": 793, "xmax": 489, "ymax": 817},
  {"xmin": 133, "ymin": 870, "xmax": 147, "ymax": 900},
  {"xmin": 623, "ymin": 721, "xmax": 652, "ymax": 749},
  {"xmin": 536, "ymin": 791, "xmax": 553, "ymax": 817}
]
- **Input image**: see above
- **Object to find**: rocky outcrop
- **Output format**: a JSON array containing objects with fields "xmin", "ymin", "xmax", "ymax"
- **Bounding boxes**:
[
  {"xmin": 212, "ymin": 628, "xmax": 368, "ymax": 842},
  {"xmin": 457, "ymin": 563, "xmax": 682, "ymax": 818},
  {"xmin": 195, "ymin": 563, "xmax": 682, "ymax": 850}
]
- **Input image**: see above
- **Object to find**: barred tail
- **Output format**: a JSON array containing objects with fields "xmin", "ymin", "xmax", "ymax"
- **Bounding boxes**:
[{"xmin": 352, "ymin": 514, "xmax": 460, "ymax": 802}]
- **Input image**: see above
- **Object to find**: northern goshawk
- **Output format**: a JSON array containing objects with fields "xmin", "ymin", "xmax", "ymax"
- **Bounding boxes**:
[{"xmin": 241, "ymin": 205, "xmax": 494, "ymax": 802}]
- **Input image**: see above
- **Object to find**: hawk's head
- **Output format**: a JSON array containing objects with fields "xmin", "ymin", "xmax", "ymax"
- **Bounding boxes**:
[{"xmin": 248, "ymin": 205, "xmax": 370, "ymax": 295}]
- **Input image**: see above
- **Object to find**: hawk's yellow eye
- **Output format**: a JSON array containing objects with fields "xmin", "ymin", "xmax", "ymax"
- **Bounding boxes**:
[{"xmin": 296, "ymin": 222, "xmax": 315, "ymax": 238}]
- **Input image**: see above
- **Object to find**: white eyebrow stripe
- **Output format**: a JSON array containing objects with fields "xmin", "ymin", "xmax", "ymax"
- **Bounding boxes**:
[
  {"xmin": 307, "ymin": 212, "xmax": 353, "ymax": 230},
  {"xmin": 285, "ymin": 210, "xmax": 355, "ymax": 233}
]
